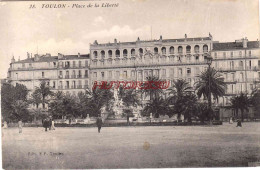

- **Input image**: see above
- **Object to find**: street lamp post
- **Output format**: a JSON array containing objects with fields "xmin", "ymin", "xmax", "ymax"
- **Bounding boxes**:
[{"xmin": 206, "ymin": 55, "xmax": 213, "ymax": 121}]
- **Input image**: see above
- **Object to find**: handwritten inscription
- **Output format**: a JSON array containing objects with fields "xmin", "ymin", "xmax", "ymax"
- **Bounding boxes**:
[{"xmin": 29, "ymin": 3, "xmax": 119, "ymax": 9}]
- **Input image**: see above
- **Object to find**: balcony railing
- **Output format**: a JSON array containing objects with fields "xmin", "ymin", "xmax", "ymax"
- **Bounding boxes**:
[
  {"xmin": 65, "ymin": 75, "xmax": 70, "ymax": 79},
  {"xmin": 65, "ymin": 86, "xmax": 70, "ymax": 89},
  {"xmin": 84, "ymin": 75, "xmax": 88, "ymax": 78},
  {"xmin": 58, "ymin": 86, "xmax": 63, "ymax": 89},
  {"xmin": 77, "ymin": 75, "xmax": 82, "ymax": 78},
  {"xmin": 71, "ymin": 86, "xmax": 76, "ymax": 89},
  {"xmin": 77, "ymin": 85, "xmax": 82, "ymax": 89},
  {"xmin": 71, "ymin": 75, "xmax": 76, "ymax": 78}
]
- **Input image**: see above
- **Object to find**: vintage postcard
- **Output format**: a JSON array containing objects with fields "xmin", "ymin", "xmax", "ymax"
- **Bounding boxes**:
[{"xmin": 0, "ymin": 0, "xmax": 260, "ymax": 169}]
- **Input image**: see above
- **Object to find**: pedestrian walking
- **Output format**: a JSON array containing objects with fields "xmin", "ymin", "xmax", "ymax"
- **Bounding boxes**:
[
  {"xmin": 43, "ymin": 118, "xmax": 49, "ymax": 132},
  {"xmin": 236, "ymin": 119, "xmax": 242, "ymax": 127},
  {"xmin": 229, "ymin": 117, "xmax": 233, "ymax": 124},
  {"xmin": 3, "ymin": 121, "xmax": 8, "ymax": 129},
  {"xmin": 18, "ymin": 120, "xmax": 22, "ymax": 133},
  {"xmin": 51, "ymin": 120, "xmax": 55, "ymax": 130},
  {"xmin": 96, "ymin": 115, "xmax": 103, "ymax": 133},
  {"xmin": 49, "ymin": 118, "xmax": 52, "ymax": 130}
]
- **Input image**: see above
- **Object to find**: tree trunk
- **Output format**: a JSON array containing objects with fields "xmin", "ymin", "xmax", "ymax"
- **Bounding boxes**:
[{"xmin": 241, "ymin": 109, "xmax": 244, "ymax": 122}]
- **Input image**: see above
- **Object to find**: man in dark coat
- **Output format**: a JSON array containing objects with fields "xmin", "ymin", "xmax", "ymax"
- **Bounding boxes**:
[
  {"xmin": 43, "ymin": 118, "xmax": 49, "ymax": 132},
  {"xmin": 236, "ymin": 119, "xmax": 242, "ymax": 127},
  {"xmin": 96, "ymin": 115, "xmax": 103, "ymax": 133}
]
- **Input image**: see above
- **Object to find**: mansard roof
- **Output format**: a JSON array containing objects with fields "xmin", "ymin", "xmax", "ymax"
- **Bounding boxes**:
[
  {"xmin": 14, "ymin": 54, "xmax": 90, "ymax": 63},
  {"xmin": 213, "ymin": 41, "xmax": 260, "ymax": 51}
]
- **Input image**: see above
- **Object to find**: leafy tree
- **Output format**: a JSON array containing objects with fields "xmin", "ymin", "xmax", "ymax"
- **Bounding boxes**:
[
  {"xmin": 34, "ymin": 81, "xmax": 53, "ymax": 109},
  {"xmin": 1, "ymin": 83, "xmax": 30, "ymax": 122},
  {"xmin": 195, "ymin": 67, "xmax": 226, "ymax": 120}
]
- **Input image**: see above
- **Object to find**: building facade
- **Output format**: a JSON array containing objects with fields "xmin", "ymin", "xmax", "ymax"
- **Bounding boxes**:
[
  {"xmin": 89, "ymin": 34, "xmax": 260, "ymax": 107},
  {"xmin": 7, "ymin": 53, "xmax": 90, "ymax": 97}
]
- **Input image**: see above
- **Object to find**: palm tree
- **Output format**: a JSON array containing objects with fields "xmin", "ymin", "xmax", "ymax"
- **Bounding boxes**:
[
  {"xmin": 195, "ymin": 67, "xmax": 226, "ymax": 120},
  {"xmin": 30, "ymin": 91, "xmax": 42, "ymax": 108},
  {"xmin": 85, "ymin": 87, "xmax": 114, "ymax": 117},
  {"xmin": 251, "ymin": 88, "xmax": 260, "ymax": 119},
  {"xmin": 142, "ymin": 97, "xmax": 169, "ymax": 118},
  {"xmin": 141, "ymin": 75, "xmax": 164, "ymax": 101},
  {"xmin": 167, "ymin": 79, "xmax": 193, "ymax": 120},
  {"xmin": 230, "ymin": 93, "xmax": 251, "ymax": 122},
  {"xmin": 34, "ymin": 81, "xmax": 53, "ymax": 109}
]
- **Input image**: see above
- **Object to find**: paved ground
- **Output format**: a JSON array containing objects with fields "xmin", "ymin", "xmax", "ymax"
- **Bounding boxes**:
[{"xmin": 2, "ymin": 122, "xmax": 260, "ymax": 169}]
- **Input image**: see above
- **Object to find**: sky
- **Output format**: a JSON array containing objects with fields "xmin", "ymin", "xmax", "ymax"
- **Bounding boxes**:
[{"xmin": 0, "ymin": 0, "xmax": 259, "ymax": 79}]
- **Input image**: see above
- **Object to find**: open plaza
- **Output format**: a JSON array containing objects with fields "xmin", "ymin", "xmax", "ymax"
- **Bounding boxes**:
[{"xmin": 2, "ymin": 122, "xmax": 260, "ymax": 169}]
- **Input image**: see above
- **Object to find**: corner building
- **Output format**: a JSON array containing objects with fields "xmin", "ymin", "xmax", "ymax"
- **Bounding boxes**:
[{"xmin": 7, "ymin": 53, "xmax": 90, "ymax": 97}]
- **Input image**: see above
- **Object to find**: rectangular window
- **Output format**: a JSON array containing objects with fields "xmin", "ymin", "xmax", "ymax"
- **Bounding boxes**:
[
  {"xmin": 131, "ymin": 70, "xmax": 135, "ymax": 77},
  {"xmin": 124, "ymin": 71, "xmax": 127, "ymax": 78},
  {"xmin": 223, "ymin": 52, "xmax": 226, "ymax": 58},
  {"xmin": 94, "ymin": 72, "xmax": 97, "ymax": 78},
  {"xmin": 249, "ymin": 51, "xmax": 251, "ymax": 56},
  {"xmin": 109, "ymin": 71, "xmax": 112, "ymax": 78},
  {"xmin": 79, "ymin": 61, "xmax": 82, "ymax": 67},
  {"xmin": 53, "ymin": 82, "xmax": 56, "ymax": 88},
  {"xmin": 42, "ymin": 72, "xmax": 44, "ymax": 78},
  {"xmin": 85, "ymin": 60, "xmax": 88, "ymax": 67},
  {"xmin": 116, "ymin": 71, "xmax": 120, "ymax": 78},
  {"xmin": 101, "ymin": 72, "xmax": 104, "ymax": 79},
  {"xmin": 187, "ymin": 68, "xmax": 191, "ymax": 75},
  {"xmin": 231, "ymin": 52, "xmax": 233, "ymax": 57},
  {"xmin": 214, "ymin": 52, "xmax": 217, "ymax": 58},
  {"xmin": 162, "ymin": 69, "xmax": 166, "ymax": 77},
  {"xmin": 85, "ymin": 70, "xmax": 88, "ymax": 78},
  {"xmin": 178, "ymin": 68, "xmax": 182, "ymax": 76}
]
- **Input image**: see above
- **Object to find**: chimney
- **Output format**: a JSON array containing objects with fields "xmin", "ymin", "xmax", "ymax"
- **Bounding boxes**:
[
  {"xmin": 242, "ymin": 37, "xmax": 248, "ymax": 48},
  {"xmin": 160, "ymin": 35, "xmax": 162, "ymax": 40},
  {"xmin": 137, "ymin": 37, "xmax": 140, "ymax": 42},
  {"xmin": 209, "ymin": 32, "xmax": 213, "ymax": 40},
  {"xmin": 93, "ymin": 40, "xmax": 98, "ymax": 45},
  {"xmin": 31, "ymin": 53, "xmax": 32, "ymax": 58},
  {"xmin": 78, "ymin": 53, "xmax": 80, "ymax": 58},
  {"xmin": 184, "ymin": 34, "xmax": 187, "ymax": 39},
  {"xmin": 27, "ymin": 52, "xmax": 30, "ymax": 59},
  {"xmin": 34, "ymin": 54, "xmax": 40, "ymax": 61},
  {"xmin": 18, "ymin": 56, "xmax": 20, "ymax": 61},
  {"xmin": 11, "ymin": 56, "xmax": 15, "ymax": 63},
  {"xmin": 58, "ymin": 53, "xmax": 63, "ymax": 59},
  {"xmin": 114, "ymin": 39, "xmax": 117, "ymax": 44}
]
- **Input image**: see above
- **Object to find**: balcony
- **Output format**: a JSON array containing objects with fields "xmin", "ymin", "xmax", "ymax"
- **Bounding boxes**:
[
  {"xmin": 58, "ymin": 86, "xmax": 63, "ymax": 89},
  {"xmin": 123, "ymin": 54, "xmax": 128, "ymax": 57},
  {"xmin": 84, "ymin": 85, "xmax": 89, "ymax": 89},
  {"xmin": 71, "ymin": 75, "xmax": 76, "ymax": 78},
  {"xmin": 65, "ymin": 75, "xmax": 70, "ymax": 79},
  {"xmin": 58, "ymin": 75, "xmax": 63, "ymax": 79},
  {"xmin": 77, "ymin": 75, "xmax": 82, "ymax": 78},
  {"xmin": 77, "ymin": 85, "xmax": 82, "ymax": 89},
  {"xmin": 84, "ymin": 75, "xmax": 89, "ymax": 78},
  {"xmin": 71, "ymin": 86, "xmax": 76, "ymax": 89},
  {"xmin": 203, "ymin": 50, "xmax": 208, "ymax": 53},
  {"xmin": 186, "ymin": 50, "xmax": 191, "ymax": 54},
  {"xmin": 65, "ymin": 86, "xmax": 70, "ymax": 89},
  {"xmin": 195, "ymin": 50, "xmax": 199, "ymax": 53},
  {"xmin": 116, "ymin": 55, "xmax": 120, "ymax": 58}
]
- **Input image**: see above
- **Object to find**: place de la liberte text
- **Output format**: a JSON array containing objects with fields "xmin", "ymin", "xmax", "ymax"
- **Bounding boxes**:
[{"xmin": 38, "ymin": 3, "xmax": 119, "ymax": 9}]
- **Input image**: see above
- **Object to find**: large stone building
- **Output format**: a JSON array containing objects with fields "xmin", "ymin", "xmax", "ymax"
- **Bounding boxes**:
[
  {"xmin": 7, "ymin": 53, "xmax": 90, "ymax": 96},
  {"xmin": 89, "ymin": 34, "xmax": 260, "ymax": 107}
]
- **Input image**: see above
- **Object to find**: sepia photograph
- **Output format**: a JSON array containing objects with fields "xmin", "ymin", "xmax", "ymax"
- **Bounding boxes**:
[{"xmin": 0, "ymin": 0, "xmax": 260, "ymax": 169}]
